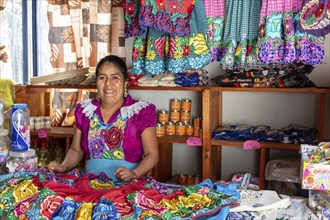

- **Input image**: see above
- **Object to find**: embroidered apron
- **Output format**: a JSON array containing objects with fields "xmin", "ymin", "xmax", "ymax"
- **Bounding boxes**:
[{"xmin": 85, "ymin": 112, "xmax": 138, "ymax": 181}]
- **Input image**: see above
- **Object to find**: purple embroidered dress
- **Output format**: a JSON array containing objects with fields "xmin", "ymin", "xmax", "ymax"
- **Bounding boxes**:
[{"xmin": 75, "ymin": 95, "xmax": 157, "ymax": 180}]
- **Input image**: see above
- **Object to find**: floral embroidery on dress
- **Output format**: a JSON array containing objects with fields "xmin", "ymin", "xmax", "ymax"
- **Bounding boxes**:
[
  {"xmin": 104, "ymin": 127, "xmax": 124, "ymax": 149},
  {"xmin": 88, "ymin": 115, "xmax": 127, "ymax": 160}
]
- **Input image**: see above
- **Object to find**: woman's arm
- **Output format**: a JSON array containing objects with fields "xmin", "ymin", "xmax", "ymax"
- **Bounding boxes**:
[
  {"xmin": 133, "ymin": 127, "xmax": 159, "ymax": 177},
  {"xmin": 48, "ymin": 128, "xmax": 85, "ymax": 173},
  {"xmin": 115, "ymin": 127, "xmax": 159, "ymax": 181}
]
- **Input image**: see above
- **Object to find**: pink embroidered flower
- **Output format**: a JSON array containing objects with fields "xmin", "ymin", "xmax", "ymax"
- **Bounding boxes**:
[
  {"xmin": 198, "ymin": 187, "xmax": 210, "ymax": 195},
  {"xmin": 114, "ymin": 201, "xmax": 134, "ymax": 217},
  {"xmin": 40, "ymin": 195, "xmax": 64, "ymax": 220},
  {"xmin": 132, "ymin": 48, "xmax": 139, "ymax": 60},
  {"xmin": 134, "ymin": 192, "xmax": 166, "ymax": 214},
  {"xmin": 104, "ymin": 127, "xmax": 123, "ymax": 149}
]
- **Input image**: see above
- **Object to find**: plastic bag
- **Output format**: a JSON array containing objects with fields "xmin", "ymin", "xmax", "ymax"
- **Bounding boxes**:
[{"xmin": 265, "ymin": 158, "xmax": 301, "ymax": 183}]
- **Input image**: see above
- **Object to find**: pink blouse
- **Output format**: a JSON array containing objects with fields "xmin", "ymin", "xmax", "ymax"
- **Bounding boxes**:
[{"xmin": 75, "ymin": 95, "xmax": 157, "ymax": 162}]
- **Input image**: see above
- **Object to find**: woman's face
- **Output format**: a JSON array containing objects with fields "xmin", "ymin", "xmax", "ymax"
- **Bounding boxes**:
[{"xmin": 96, "ymin": 62, "xmax": 128, "ymax": 105}]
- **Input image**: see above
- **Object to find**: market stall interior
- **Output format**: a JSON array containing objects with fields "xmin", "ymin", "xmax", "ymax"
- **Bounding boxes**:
[{"xmin": 0, "ymin": 0, "xmax": 329, "ymax": 219}]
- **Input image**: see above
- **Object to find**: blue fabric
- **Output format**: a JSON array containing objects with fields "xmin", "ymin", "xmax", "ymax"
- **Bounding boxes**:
[{"xmin": 85, "ymin": 159, "xmax": 138, "ymax": 181}]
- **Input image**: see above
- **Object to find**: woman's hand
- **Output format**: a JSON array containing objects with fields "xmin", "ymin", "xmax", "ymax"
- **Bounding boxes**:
[
  {"xmin": 48, "ymin": 162, "xmax": 67, "ymax": 173},
  {"xmin": 114, "ymin": 167, "xmax": 137, "ymax": 182}
]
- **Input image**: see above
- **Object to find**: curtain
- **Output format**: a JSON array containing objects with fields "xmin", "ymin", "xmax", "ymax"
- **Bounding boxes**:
[{"xmin": 47, "ymin": 0, "xmax": 126, "ymax": 73}]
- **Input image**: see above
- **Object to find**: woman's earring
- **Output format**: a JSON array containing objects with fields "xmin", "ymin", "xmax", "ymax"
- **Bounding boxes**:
[{"xmin": 124, "ymin": 89, "xmax": 128, "ymax": 97}]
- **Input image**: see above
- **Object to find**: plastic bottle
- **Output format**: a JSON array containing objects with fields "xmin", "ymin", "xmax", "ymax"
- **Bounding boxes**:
[{"xmin": 10, "ymin": 103, "xmax": 30, "ymax": 151}]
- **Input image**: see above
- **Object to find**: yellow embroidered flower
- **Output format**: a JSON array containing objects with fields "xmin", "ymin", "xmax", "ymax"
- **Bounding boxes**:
[
  {"xmin": 113, "ymin": 118, "xmax": 125, "ymax": 129},
  {"xmin": 13, "ymin": 180, "xmax": 38, "ymax": 203},
  {"xmin": 140, "ymin": 210, "xmax": 160, "ymax": 219},
  {"xmin": 90, "ymin": 117, "xmax": 98, "ymax": 128},
  {"xmin": 0, "ymin": 197, "xmax": 10, "ymax": 215},
  {"xmin": 90, "ymin": 180, "xmax": 115, "ymax": 190},
  {"xmin": 174, "ymin": 50, "xmax": 183, "ymax": 59},
  {"xmin": 159, "ymin": 199, "xmax": 178, "ymax": 212},
  {"xmin": 113, "ymin": 149, "xmax": 124, "ymax": 160},
  {"xmin": 75, "ymin": 203, "xmax": 93, "ymax": 220},
  {"xmin": 146, "ymin": 50, "xmax": 156, "ymax": 60}
]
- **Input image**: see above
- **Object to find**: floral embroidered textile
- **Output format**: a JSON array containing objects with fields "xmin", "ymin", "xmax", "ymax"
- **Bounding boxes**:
[{"xmin": 0, "ymin": 171, "xmax": 238, "ymax": 219}]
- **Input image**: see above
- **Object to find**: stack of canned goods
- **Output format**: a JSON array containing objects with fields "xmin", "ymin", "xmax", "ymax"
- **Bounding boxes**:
[{"xmin": 156, "ymin": 98, "xmax": 198, "ymax": 137}]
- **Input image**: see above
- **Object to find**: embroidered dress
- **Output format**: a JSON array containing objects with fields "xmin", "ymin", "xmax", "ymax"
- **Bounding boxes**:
[
  {"xmin": 0, "ymin": 171, "xmax": 238, "ymax": 219},
  {"xmin": 130, "ymin": 0, "xmax": 211, "ymax": 75},
  {"xmin": 256, "ymin": 0, "xmax": 302, "ymax": 66},
  {"xmin": 75, "ymin": 95, "xmax": 157, "ymax": 180},
  {"xmin": 220, "ymin": 0, "xmax": 261, "ymax": 70},
  {"xmin": 204, "ymin": 0, "xmax": 226, "ymax": 62}
]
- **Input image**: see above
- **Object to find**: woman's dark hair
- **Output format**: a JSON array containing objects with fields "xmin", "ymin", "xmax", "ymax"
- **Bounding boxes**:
[{"xmin": 95, "ymin": 55, "xmax": 128, "ymax": 81}]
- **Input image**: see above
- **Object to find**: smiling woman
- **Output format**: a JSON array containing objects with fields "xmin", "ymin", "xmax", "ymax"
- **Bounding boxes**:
[{"xmin": 48, "ymin": 55, "xmax": 159, "ymax": 182}]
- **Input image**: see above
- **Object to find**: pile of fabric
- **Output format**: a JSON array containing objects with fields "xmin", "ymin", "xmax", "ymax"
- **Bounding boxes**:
[{"xmin": 0, "ymin": 170, "xmax": 238, "ymax": 219}]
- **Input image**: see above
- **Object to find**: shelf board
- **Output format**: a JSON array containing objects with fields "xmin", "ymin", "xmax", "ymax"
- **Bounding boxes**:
[
  {"xmin": 211, "ymin": 140, "xmax": 300, "ymax": 150},
  {"xmin": 31, "ymin": 127, "xmax": 74, "ymax": 137},
  {"xmin": 209, "ymin": 87, "xmax": 330, "ymax": 93},
  {"xmin": 158, "ymin": 135, "xmax": 195, "ymax": 144},
  {"xmin": 31, "ymin": 127, "xmax": 195, "ymax": 144},
  {"xmin": 25, "ymin": 84, "xmax": 204, "ymax": 91}
]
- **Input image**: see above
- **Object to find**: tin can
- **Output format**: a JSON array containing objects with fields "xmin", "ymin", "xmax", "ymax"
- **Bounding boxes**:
[
  {"xmin": 186, "ymin": 174, "xmax": 194, "ymax": 185},
  {"xmin": 170, "ymin": 99, "xmax": 181, "ymax": 111},
  {"xmin": 193, "ymin": 175, "xmax": 202, "ymax": 184},
  {"xmin": 185, "ymin": 124, "xmax": 193, "ymax": 136},
  {"xmin": 178, "ymin": 173, "xmax": 186, "ymax": 185},
  {"xmin": 193, "ymin": 118, "xmax": 201, "ymax": 129},
  {"xmin": 170, "ymin": 110, "xmax": 180, "ymax": 122},
  {"xmin": 158, "ymin": 110, "xmax": 169, "ymax": 123},
  {"xmin": 11, "ymin": 104, "xmax": 30, "ymax": 151},
  {"xmin": 181, "ymin": 99, "xmax": 192, "ymax": 111},
  {"xmin": 194, "ymin": 127, "xmax": 200, "ymax": 136},
  {"xmin": 181, "ymin": 110, "xmax": 191, "ymax": 124},
  {"xmin": 156, "ymin": 123, "xmax": 165, "ymax": 137},
  {"xmin": 165, "ymin": 121, "xmax": 175, "ymax": 135},
  {"xmin": 175, "ymin": 122, "xmax": 186, "ymax": 135}
]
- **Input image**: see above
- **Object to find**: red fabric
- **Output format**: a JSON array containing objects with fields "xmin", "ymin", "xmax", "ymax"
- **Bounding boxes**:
[{"xmin": 35, "ymin": 176, "xmax": 184, "ymax": 204}]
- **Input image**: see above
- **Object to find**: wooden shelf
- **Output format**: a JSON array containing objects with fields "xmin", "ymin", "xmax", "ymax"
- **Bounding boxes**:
[
  {"xmin": 211, "ymin": 140, "xmax": 299, "ymax": 150},
  {"xmin": 31, "ymin": 127, "xmax": 74, "ymax": 137},
  {"xmin": 25, "ymin": 84, "xmax": 205, "ymax": 91},
  {"xmin": 209, "ymin": 87, "xmax": 330, "ymax": 93}
]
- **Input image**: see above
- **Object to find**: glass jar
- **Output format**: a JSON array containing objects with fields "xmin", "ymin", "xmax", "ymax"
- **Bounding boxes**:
[
  {"xmin": 0, "ymin": 129, "xmax": 10, "ymax": 174},
  {"xmin": 6, "ymin": 149, "xmax": 38, "ymax": 173},
  {"xmin": 11, "ymin": 103, "xmax": 30, "ymax": 151}
]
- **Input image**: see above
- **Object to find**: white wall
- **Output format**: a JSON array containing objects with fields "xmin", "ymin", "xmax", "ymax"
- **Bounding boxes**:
[{"xmin": 126, "ymin": 35, "xmax": 330, "ymax": 180}]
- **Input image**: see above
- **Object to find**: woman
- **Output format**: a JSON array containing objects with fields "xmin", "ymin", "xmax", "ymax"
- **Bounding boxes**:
[{"xmin": 48, "ymin": 55, "xmax": 159, "ymax": 181}]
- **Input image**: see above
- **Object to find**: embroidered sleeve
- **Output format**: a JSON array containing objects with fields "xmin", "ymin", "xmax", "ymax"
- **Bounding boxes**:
[
  {"xmin": 75, "ymin": 99, "xmax": 98, "ymax": 130},
  {"xmin": 74, "ymin": 103, "xmax": 84, "ymax": 131},
  {"xmin": 136, "ymin": 102, "xmax": 157, "ymax": 133}
]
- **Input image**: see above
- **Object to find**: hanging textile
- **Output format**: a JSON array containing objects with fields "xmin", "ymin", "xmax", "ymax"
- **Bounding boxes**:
[
  {"xmin": 220, "ymin": 0, "xmax": 261, "ymax": 70},
  {"xmin": 298, "ymin": 0, "xmax": 330, "ymax": 36},
  {"xmin": 126, "ymin": 0, "xmax": 211, "ymax": 75},
  {"xmin": 204, "ymin": 0, "xmax": 226, "ymax": 62},
  {"xmin": 47, "ymin": 0, "xmax": 126, "ymax": 73},
  {"xmin": 256, "ymin": 0, "xmax": 325, "ymax": 66}
]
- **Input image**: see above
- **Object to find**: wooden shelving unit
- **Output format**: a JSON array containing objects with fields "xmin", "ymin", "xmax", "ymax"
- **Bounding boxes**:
[
  {"xmin": 202, "ymin": 87, "xmax": 330, "ymax": 189},
  {"xmin": 16, "ymin": 85, "xmax": 330, "ymax": 188}
]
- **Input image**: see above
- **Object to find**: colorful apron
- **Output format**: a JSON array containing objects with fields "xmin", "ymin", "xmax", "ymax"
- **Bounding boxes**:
[{"xmin": 85, "ymin": 113, "xmax": 138, "ymax": 181}]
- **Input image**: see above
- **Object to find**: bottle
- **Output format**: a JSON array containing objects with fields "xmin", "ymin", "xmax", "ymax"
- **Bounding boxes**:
[
  {"xmin": 11, "ymin": 103, "xmax": 30, "ymax": 151},
  {"xmin": 37, "ymin": 139, "xmax": 50, "ymax": 168},
  {"xmin": 30, "ymin": 138, "xmax": 40, "ymax": 156}
]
